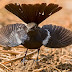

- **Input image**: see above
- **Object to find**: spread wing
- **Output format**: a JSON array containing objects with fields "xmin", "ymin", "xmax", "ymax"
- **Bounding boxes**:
[
  {"xmin": 5, "ymin": 3, "xmax": 62, "ymax": 25},
  {"xmin": 42, "ymin": 24, "xmax": 72, "ymax": 48},
  {"xmin": 0, "ymin": 24, "xmax": 27, "ymax": 47}
]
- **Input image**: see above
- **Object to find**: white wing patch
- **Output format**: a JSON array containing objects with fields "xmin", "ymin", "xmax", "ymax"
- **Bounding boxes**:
[
  {"xmin": 15, "ymin": 33, "xmax": 22, "ymax": 44},
  {"xmin": 8, "ymin": 31, "xmax": 22, "ymax": 47},
  {"xmin": 42, "ymin": 29, "xmax": 51, "ymax": 45}
]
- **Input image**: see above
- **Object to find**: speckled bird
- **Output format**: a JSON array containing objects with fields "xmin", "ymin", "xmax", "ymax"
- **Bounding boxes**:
[{"xmin": 0, "ymin": 3, "xmax": 72, "ymax": 63}]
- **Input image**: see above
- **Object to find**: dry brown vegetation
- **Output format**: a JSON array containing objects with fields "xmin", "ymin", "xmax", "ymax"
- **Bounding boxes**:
[{"xmin": 0, "ymin": 0, "xmax": 72, "ymax": 72}]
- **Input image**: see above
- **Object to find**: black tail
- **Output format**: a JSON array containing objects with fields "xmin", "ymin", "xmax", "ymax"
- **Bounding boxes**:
[
  {"xmin": 5, "ymin": 3, "xmax": 62, "ymax": 25},
  {"xmin": 42, "ymin": 24, "xmax": 72, "ymax": 48}
]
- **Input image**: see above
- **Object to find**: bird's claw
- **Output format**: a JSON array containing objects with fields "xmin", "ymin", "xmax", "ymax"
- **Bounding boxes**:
[
  {"xmin": 32, "ymin": 59, "xmax": 39, "ymax": 65},
  {"xmin": 21, "ymin": 58, "xmax": 26, "ymax": 65}
]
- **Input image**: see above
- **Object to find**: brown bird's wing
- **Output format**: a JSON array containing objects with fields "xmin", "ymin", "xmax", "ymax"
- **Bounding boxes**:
[
  {"xmin": 5, "ymin": 3, "xmax": 62, "ymax": 25},
  {"xmin": 0, "ymin": 24, "xmax": 27, "ymax": 47},
  {"xmin": 42, "ymin": 24, "xmax": 72, "ymax": 48}
]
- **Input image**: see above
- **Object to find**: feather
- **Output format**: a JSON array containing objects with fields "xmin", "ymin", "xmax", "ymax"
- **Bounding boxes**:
[
  {"xmin": 0, "ymin": 24, "xmax": 27, "ymax": 47},
  {"xmin": 42, "ymin": 24, "xmax": 72, "ymax": 48},
  {"xmin": 5, "ymin": 3, "xmax": 62, "ymax": 25}
]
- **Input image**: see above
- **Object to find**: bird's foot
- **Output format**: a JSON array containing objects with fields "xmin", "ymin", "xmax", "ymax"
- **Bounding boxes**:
[
  {"xmin": 21, "ymin": 58, "xmax": 27, "ymax": 65},
  {"xmin": 32, "ymin": 59, "xmax": 39, "ymax": 65},
  {"xmin": 21, "ymin": 49, "xmax": 28, "ymax": 65}
]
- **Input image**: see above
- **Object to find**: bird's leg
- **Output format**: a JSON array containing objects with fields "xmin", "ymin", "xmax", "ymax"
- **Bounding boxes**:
[
  {"xmin": 32, "ymin": 48, "xmax": 40, "ymax": 65},
  {"xmin": 36, "ymin": 48, "xmax": 40, "ymax": 61},
  {"xmin": 33, "ymin": 48, "xmax": 40, "ymax": 65},
  {"xmin": 30, "ymin": 48, "xmax": 40, "ymax": 65},
  {"xmin": 21, "ymin": 48, "xmax": 28, "ymax": 64}
]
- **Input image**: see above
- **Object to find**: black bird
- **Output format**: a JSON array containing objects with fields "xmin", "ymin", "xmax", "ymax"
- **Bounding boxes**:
[{"xmin": 0, "ymin": 3, "xmax": 72, "ymax": 63}]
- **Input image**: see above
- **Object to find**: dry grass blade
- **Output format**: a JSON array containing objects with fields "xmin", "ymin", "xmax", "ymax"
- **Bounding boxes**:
[
  {"xmin": 60, "ymin": 55, "xmax": 72, "ymax": 60},
  {"xmin": 50, "ymin": 65, "xmax": 61, "ymax": 72},
  {"xmin": 0, "ymin": 63, "xmax": 12, "ymax": 71},
  {"xmin": 38, "ymin": 62, "xmax": 61, "ymax": 72},
  {"xmin": 0, "ymin": 50, "xmax": 22, "ymax": 55},
  {"xmin": 2, "ymin": 50, "xmax": 37, "ymax": 64},
  {"xmin": 0, "ymin": 68, "xmax": 4, "ymax": 72},
  {"xmin": 33, "ymin": 67, "xmax": 47, "ymax": 72}
]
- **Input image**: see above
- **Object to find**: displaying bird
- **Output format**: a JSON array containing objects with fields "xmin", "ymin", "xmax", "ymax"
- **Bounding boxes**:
[{"xmin": 0, "ymin": 3, "xmax": 72, "ymax": 63}]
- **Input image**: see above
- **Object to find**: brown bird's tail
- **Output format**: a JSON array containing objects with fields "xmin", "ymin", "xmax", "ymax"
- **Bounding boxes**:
[{"xmin": 5, "ymin": 3, "xmax": 62, "ymax": 25}]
